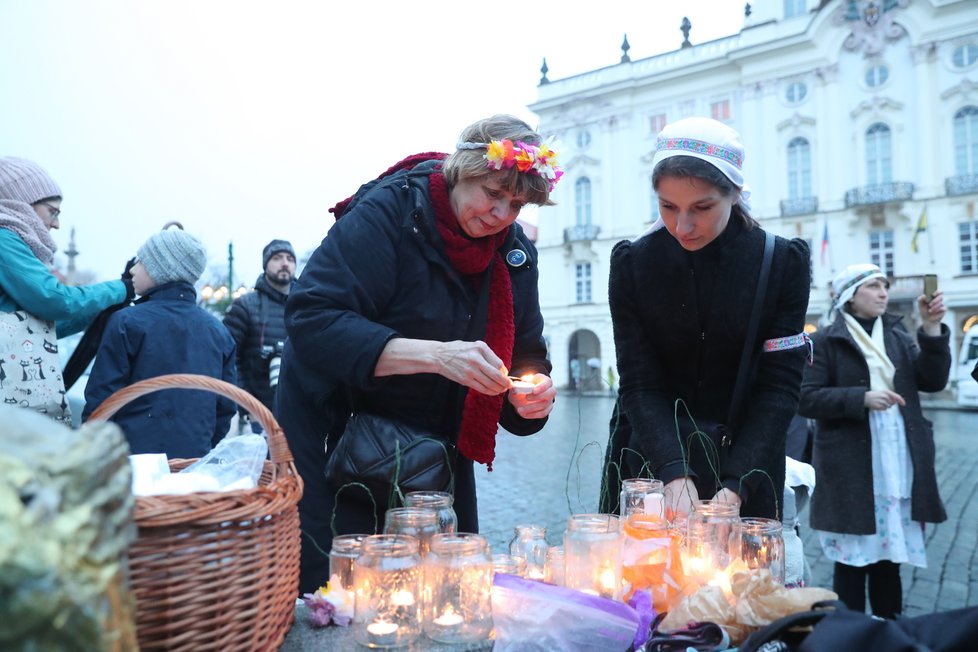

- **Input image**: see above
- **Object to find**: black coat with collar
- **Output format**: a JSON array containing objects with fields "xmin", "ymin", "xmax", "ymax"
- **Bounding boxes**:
[
  {"xmin": 609, "ymin": 217, "xmax": 811, "ymax": 518},
  {"xmin": 799, "ymin": 312, "xmax": 950, "ymax": 534}
]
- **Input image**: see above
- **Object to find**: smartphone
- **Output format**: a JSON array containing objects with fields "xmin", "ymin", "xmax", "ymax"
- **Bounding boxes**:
[{"xmin": 923, "ymin": 274, "xmax": 938, "ymax": 302}]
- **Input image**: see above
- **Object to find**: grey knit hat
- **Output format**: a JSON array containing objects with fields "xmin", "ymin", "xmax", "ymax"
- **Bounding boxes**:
[
  {"xmin": 137, "ymin": 225, "xmax": 208, "ymax": 285},
  {"xmin": 0, "ymin": 157, "xmax": 62, "ymax": 204},
  {"xmin": 262, "ymin": 239, "xmax": 295, "ymax": 269}
]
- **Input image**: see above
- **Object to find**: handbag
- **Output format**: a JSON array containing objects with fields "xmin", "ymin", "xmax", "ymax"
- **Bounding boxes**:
[
  {"xmin": 0, "ymin": 310, "xmax": 71, "ymax": 425},
  {"xmin": 323, "ymin": 411, "xmax": 456, "ymax": 502}
]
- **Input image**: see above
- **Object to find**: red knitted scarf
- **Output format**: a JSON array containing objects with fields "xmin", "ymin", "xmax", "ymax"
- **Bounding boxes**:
[
  {"xmin": 330, "ymin": 154, "xmax": 515, "ymax": 470},
  {"xmin": 428, "ymin": 173, "xmax": 514, "ymax": 470}
]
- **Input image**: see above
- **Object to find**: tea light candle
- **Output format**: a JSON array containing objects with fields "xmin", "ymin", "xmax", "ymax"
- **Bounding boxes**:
[
  {"xmin": 391, "ymin": 589, "xmax": 415, "ymax": 607},
  {"xmin": 366, "ymin": 620, "xmax": 399, "ymax": 645},
  {"xmin": 432, "ymin": 609, "xmax": 464, "ymax": 627},
  {"xmin": 509, "ymin": 375, "xmax": 536, "ymax": 394}
]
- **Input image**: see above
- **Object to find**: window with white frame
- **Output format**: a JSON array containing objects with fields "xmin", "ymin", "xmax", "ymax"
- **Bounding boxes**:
[
  {"xmin": 866, "ymin": 123, "xmax": 893, "ymax": 185},
  {"xmin": 650, "ymin": 113, "xmax": 667, "ymax": 135},
  {"xmin": 787, "ymin": 137, "xmax": 812, "ymax": 199},
  {"xmin": 865, "ymin": 64, "xmax": 889, "ymax": 88},
  {"xmin": 575, "ymin": 177, "xmax": 592, "ymax": 226},
  {"xmin": 785, "ymin": 81, "xmax": 807, "ymax": 104},
  {"xmin": 869, "ymin": 230, "xmax": 894, "ymax": 276},
  {"xmin": 954, "ymin": 106, "xmax": 978, "ymax": 175},
  {"xmin": 961, "ymin": 222, "xmax": 978, "ymax": 274},
  {"xmin": 710, "ymin": 99, "xmax": 730, "ymax": 122},
  {"xmin": 784, "ymin": 0, "xmax": 806, "ymax": 18},
  {"xmin": 952, "ymin": 44, "xmax": 978, "ymax": 69},
  {"xmin": 575, "ymin": 263, "xmax": 592, "ymax": 303}
]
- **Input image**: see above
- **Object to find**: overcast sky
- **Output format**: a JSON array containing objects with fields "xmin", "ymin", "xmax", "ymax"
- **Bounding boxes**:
[{"xmin": 1, "ymin": 0, "xmax": 744, "ymax": 286}]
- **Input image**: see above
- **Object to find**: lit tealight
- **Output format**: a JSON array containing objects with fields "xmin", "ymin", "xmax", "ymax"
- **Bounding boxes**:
[
  {"xmin": 367, "ymin": 620, "xmax": 399, "ymax": 636},
  {"xmin": 510, "ymin": 374, "xmax": 536, "ymax": 394},
  {"xmin": 432, "ymin": 608, "xmax": 464, "ymax": 627},
  {"xmin": 391, "ymin": 590, "xmax": 415, "ymax": 607}
]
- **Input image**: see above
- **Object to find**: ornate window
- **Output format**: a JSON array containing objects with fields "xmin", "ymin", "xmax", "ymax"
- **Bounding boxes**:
[
  {"xmin": 952, "ymin": 44, "xmax": 978, "ymax": 69},
  {"xmin": 575, "ymin": 177, "xmax": 592, "ymax": 226},
  {"xmin": 576, "ymin": 130, "xmax": 592, "ymax": 149},
  {"xmin": 784, "ymin": 0, "xmax": 806, "ymax": 18},
  {"xmin": 869, "ymin": 231, "xmax": 894, "ymax": 277},
  {"xmin": 866, "ymin": 123, "xmax": 893, "ymax": 185},
  {"xmin": 575, "ymin": 263, "xmax": 592, "ymax": 303},
  {"xmin": 961, "ymin": 222, "xmax": 978, "ymax": 274},
  {"xmin": 865, "ymin": 64, "xmax": 889, "ymax": 88},
  {"xmin": 954, "ymin": 106, "xmax": 978, "ymax": 175},
  {"xmin": 785, "ymin": 81, "xmax": 807, "ymax": 104},
  {"xmin": 787, "ymin": 137, "xmax": 812, "ymax": 199}
]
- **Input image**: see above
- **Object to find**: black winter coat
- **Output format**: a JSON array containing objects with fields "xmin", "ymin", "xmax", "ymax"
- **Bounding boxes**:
[
  {"xmin": 275, "ymin": 161, "xmax": 552, "ymax": 592},
  {"xmin": 799, "ymin": 313, "xmax": 950, "ymax": 534},
  {"xmin": 223, "ymin": 274, "xmax": 290, "ymax": 410},
  {"xmin": 607, "ymin": 218, "xmax": 811, "ymax": 519}
]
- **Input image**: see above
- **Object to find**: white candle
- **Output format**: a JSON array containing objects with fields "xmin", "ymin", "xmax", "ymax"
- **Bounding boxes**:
[
  {"xmin": 510, "ymin": 380, "xmax": 534, "ymax": 394},
  {"xmin": 433, "ymin": 611, "xmax": 464, "ymax": 627},
  {"xmin": 366, "ymin": 620, "xmax": 399, "ymax": 644},
  {"xmin": 391, "ymin": 589, "xmax": 415, "ymax": 606}
]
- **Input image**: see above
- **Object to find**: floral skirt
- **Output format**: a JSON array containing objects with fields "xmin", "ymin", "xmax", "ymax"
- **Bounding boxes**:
[{"xmin": 817, "ymin": 406, "xmax": 927, "ymax": 568}]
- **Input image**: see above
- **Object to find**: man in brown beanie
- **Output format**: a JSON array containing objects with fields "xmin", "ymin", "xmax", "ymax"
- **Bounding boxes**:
[{"xmin": 223, "ymin": 239, "xmax": 296, "ymax": 430}]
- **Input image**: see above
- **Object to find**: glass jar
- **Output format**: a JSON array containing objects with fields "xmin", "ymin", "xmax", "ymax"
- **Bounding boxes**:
[
  {"xmin": 490, "ymin": 553, "xmax": 527, "ymax": 578},
  {"xmin": 543, "ymin": 545, "xmax": 565, "ymax": 586},
  {"xmin": 329, "ymin": 533, "xmax": 368, "ymax": 591},
  {"xmin": 403, "ymin": 490, "xmax": 458, "ymax": 534},
  {"xmin": 622, "ymin": 514, "xmax": 682, "ymax": 612},
  {"xmin": 508, "ymin": 524, "xmax": 549, "ymax": 580},
  {"xmin": 423, "ymin": 533, "xmax": 493, "ymax": 644},
  {"xmin": 383, "ymin": 507, "xmax": 439, "ymax": 557},
  {"xmin": 683, "ymin": 500, "xmax": 742, "ymax": 585},
  {"xmin": 620, "ymin": 478, "xmax": 666, "ymax": 518},
  {"xmin": 563, "ymin": 514, "xmax": 622, "ymax": 599},
  {"xmin": 352, "ymin": 535, "xmax": 423, "ymax": 649},
  {"xmin": 741, "ymin": 517, "xmax": 786, "ymax": 585}
]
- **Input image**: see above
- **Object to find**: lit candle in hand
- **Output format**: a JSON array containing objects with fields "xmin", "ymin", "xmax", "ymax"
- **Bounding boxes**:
[{"xmin": 509, "ymin": 374, "xmax": 536, "ymax": 394}]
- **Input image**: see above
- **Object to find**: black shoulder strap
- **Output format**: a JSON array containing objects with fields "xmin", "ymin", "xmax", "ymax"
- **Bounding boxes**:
[{"xmin": 725, "ymin": 230, "xmax": 775, "ymax": 439}]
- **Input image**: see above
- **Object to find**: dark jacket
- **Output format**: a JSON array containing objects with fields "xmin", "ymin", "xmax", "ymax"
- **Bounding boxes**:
[
  {"xmin": 607, "ymin": 218, "xmax": 811, "ymax": 519},
  {"xmin": 798, "ymin": 313, "xmax": 950, "ymax": 534},
  {"xmin": 223, "ymin": 274, "xmax": 290, "ymax": 410},
  {"xmin": 83, "ymin": 281, "xmax": 237, "ymax": 458}
]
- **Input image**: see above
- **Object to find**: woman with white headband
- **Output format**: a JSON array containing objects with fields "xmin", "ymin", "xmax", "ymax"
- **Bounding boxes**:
[
  {"xmin": 276, "ymin": 114, "xmax": 558, "ymax": 594},
  {"xmin": 604, "ymin": 116, "xmax": 812, "ymax": 522},
  {"xmin": 799, "ymin": 264, "xmax": 949, "ymax": 618}
]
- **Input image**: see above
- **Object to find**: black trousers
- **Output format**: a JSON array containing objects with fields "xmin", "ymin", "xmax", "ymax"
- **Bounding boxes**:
[{"xmin": 833, "ymin": 560, "xmax": 902, "ymax": 619}]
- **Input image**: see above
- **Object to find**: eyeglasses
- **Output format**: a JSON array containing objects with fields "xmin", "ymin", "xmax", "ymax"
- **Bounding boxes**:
[{"xmin": 41, "ymin": 202, "xmax": 61, "ymax": 220}]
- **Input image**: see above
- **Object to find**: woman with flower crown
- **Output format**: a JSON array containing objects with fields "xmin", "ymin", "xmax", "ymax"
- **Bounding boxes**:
[
  {"xmin": 276, "ymin": 114, "xmax": 559, "ymax": 593},
  {"xmin": 602, "ymin": 116, "xmax": 812, "ymax": 523}
]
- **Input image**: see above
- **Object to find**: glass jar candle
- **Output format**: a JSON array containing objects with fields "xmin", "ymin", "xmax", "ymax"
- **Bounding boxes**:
[
  {"xmin": 352, "ymin": 535, "xmax": 423, "ymax": 649},
  {"xmin": 620, "ymin": 478, "xmax": 666, "ymax": 518},
  {"xmin": 490, "ymin": 553, "xmax": 527, "ymax": 578},
  {"xmin": 423, "ymin": 533, "xmax": 493, "ymax": 644},
  {"xmin": 543, "ymin": 546, "xmax": 565, "ymax": 586},
  {"xmin": 622, "ymin": 514, "xmax": 683, "ymax": 612},
  {"xmin": 683, "ymin": 500, "xmax": 742, "ymax": 586},
  {"xmin": 330, "ymin": 533, "xmax": 368, "ymax": 591},
  {"xmin": 508, "ymin": 524, "xmax": 549, "ymax": 580},
  {"xmin": 403, "ymin": 490, "xmax": 458, "ymax": 533},
  {"xmin": 563, "ymin": 514, "xmax": 622, "ymax": 599},
  {"xmin": 383, "ymin": 507, "xmax": 439, "ymax": 557},
  {"xmin": 741, "ymin": 517, "xmax": 786, "ymax": 585}
]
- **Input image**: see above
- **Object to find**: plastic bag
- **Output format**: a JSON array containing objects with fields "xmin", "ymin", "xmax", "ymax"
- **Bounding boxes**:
[
  {"xmin": 491, "ymin": 573, "xmax": 640, "ymax": 652},
  {"xmin": 179, "ymin": 434, "xmax": 268, "ymax": 491}
]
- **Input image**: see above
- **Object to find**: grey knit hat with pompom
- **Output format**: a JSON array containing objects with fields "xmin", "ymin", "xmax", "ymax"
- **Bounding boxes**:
[{"xmin": 137, "ymin": 224, "xmax": 208, "ymax": 285}]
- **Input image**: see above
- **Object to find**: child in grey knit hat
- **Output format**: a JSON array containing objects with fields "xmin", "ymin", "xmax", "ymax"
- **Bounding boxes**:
[{"xmin": 83, "ymin": 224, "xmax": 238, "ymax": 459}]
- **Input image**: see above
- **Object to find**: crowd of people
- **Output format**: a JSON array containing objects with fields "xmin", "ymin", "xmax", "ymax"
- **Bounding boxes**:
[{"xmin": 1, "ymin": 113, "xmax": 953, "ymax": 616}]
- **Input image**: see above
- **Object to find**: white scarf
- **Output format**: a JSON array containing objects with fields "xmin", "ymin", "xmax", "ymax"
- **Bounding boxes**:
[
  {"xmin": 841, "ymin": 311, "xmax": 895, "ymax": 392},
  {"xmin": 0, "ymin": 199, "xmax": 57, "ymax": 264}
]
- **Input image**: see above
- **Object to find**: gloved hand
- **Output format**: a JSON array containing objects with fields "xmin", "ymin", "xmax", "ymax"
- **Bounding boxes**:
[{"xmin": 121, "ymin": 257, "xmax": 136, "ymax": 303}]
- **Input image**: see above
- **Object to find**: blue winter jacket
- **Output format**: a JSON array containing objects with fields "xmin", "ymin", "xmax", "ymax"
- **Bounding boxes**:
[
  {"xmin": 82, "ymin": 281, "xmax": 237, "ymax": 458},
  {"xmin": 0, "ymin": 229, "xmax": 126, "ymax": 336}
]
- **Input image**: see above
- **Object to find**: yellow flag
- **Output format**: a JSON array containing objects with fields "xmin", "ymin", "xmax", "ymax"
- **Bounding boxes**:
[{"xmin": 911, "ymin": 207, "xmax": 928, "ymax": 253}]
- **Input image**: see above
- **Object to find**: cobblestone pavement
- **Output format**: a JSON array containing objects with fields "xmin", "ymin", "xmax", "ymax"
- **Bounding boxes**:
[{"xmin": 476, "ymin": 395, "xmax": 978, "ymax": 617}]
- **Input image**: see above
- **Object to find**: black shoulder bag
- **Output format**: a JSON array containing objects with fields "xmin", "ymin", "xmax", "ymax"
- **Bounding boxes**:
[{"xmin": 323, "ymin": 259, "xmax": 495, "ymax": 505}]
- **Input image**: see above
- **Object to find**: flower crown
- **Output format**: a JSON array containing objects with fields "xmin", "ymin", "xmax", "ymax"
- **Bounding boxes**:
[{"xmin": 457, "ymin": 139, "xmax": 563, "ymax": 191}]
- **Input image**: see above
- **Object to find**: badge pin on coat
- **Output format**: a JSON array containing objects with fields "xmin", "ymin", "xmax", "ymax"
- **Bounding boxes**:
[{"xmin": 506, "ymin": 249, "xmax": 527, "ymax": 267}]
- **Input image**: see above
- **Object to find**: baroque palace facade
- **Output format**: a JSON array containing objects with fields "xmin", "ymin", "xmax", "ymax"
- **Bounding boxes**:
[{"xmin": 529, "ymin": 0, "xmax": 978, "ymax": 393}]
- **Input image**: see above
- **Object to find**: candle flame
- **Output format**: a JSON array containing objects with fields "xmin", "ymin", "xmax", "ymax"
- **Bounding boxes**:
[{"xmin": 391, "ymin": 589, "xmax": 415, "ymax": 606}]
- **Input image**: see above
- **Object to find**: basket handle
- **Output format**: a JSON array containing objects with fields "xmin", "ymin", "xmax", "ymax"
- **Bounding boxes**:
[{"xmin": 88, "ymin": 373, "xmax": 294, "ymax": 465}]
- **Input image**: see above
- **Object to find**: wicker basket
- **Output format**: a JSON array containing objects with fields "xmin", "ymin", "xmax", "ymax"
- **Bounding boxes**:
[{"xmin": 89, "ymin": 374, "xmax": 303, "ymax": 651}]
